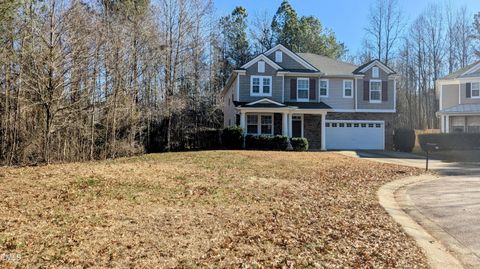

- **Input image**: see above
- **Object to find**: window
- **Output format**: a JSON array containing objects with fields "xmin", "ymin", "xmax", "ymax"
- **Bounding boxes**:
[
  {"xmin": 297, "ymin": 78, "xmax": 309, "ymax": 101},
  {"xmin": 372, "ymin": 66, "xmax": 379, "ymax": 78},
  {"xmin": 250, "ymin": 76, "xmax": 272, "ymax": 96},
  {"xmin": 472, "ymin": 82, "xmax": 480, "ymax": 97},
  {"xmin": 346, "ymin": 123, "xmax": 352, "ymax": 127},
  {"xmin": 343, "ymin": 80, "xmax": 353, "ymax": 98},
  {"xmin": 452, "ymin": 126, "xmax": 465, "ymax": 133},
  {"xmin": 320, "ymin": 79, "xmax": 328, "ymax": 97},
  {"xmin": 339, "ymin": 123, "xmax": 345, "ymax": 127},
  {"xmin": 260, "ymin": 115, "xmax": 273, "ymax": 135},
  {"xmin": 467, "ymin": 126, "xmax": 480, "ymax": 133},
  {"xmin": 361, "ymin": 123, "xmax": 367, "ymax": 128},
  {"xmin": 375, "ymin": 123, "xmax": 381, "ymax": 128},
  {"xmin": 247, "ymin": 115, "xmax": 258, "ymax": 134},
  {"xmin": 258, "ymin": 61, "xmax": 265, "ymax": 73},
  {"xmin": 370, "ymin": 80, "xmax": 382, "ymax": 103},
  {"xmin": 368, "ymin": 123, "xmax": 374, "ymax": 128},
  {"xmin": 326, "ymin": 123, "xmax": 330, "ymax": 127},
  {"xmin": 275, "ymin": 51, "xmax": 283, "ymax": 62},
  {"xmin": 246, "ymin": 114, "xmax": 274, "ymax": 135},
  {"xmin": 354, "ymin": 123, "xmax": 359, "ymax": 127}
]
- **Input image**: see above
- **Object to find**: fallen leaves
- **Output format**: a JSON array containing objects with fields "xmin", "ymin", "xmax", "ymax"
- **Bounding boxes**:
[{"xmin": 0, "ymin": 151, "xmax": 428, "ymax": 268}]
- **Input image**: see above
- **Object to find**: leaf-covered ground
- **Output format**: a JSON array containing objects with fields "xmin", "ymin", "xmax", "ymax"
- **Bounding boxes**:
[{"xmin": 0, "ymin": 151, "xmax": 428, "ymax": 268}]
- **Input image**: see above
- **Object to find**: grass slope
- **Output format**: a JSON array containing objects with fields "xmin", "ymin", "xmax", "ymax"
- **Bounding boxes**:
[{"xmin": 0, "ymin": 151, "xmax": 427, "ymax": 268}]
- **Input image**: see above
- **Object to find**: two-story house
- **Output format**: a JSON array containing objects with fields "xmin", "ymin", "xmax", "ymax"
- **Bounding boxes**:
[
  {"xmin": 437, "ymin": 61, "xmax": 480, "ymax": 133},
  {"xmin": 222, "ymin": 44, "xmax": 397, "ymax": 150}
]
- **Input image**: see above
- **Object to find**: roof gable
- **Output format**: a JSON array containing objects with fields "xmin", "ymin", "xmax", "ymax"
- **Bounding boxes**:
[
  {"xmin": 241, "ymin": 54, "xmax": 283, "ymax": 70},
  {"xmin": 353, "ymin": 60, "xmax": 395, "ymax": 75},
  {"xmin": 264, "ymin": 44, "xmax": 318, "ymax": 71}
]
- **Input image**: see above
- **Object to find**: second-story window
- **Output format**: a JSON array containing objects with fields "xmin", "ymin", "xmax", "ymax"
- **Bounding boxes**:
[
  {"xmin": 320, "ymin": 79, "xmax": 329, "ymax": 97},
  {"xmin": 343, "ymin": 80, "xmax": 353, "ymax": 98},
  {"xmin": 370, "ymin": 80, "xmax": 382, "ymax": 103},
  {"xmin": 251, "ymin": 76, "xmax": 272, "ymax": 96},
  {"xmin": 297, "ymin": 78, "xmax": 309, "ymax": 101},
  {"xmin": 472, "ymin": 82, "xmax": 480, "ymax": 97}
]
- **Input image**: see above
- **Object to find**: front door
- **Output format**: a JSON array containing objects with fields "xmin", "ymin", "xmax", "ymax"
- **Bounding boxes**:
[{"xmin": 292, "ymin": 115, "xmax": 302, "ymax": 137}]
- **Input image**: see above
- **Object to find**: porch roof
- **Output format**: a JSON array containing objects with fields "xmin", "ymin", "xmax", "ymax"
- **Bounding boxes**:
[
  {"xmin": 438, "ymin": 104, "xmax": 480, "ymax": 115},
  {"xmin": 234, "ymin": 101, "xmax": 331, "ymax": 110}
]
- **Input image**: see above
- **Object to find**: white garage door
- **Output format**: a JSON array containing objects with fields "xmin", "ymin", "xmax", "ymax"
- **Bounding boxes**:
[{"xmin": 326, "ymin": 120, "xmax": 385, "ymax": 150}]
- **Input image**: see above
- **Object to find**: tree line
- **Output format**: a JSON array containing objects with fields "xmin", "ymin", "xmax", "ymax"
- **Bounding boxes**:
[
  {"xmin": 358, "ymin": 0, "xmax": 480, "ymax": 129},
  {"xmin": 1, "ymin": 0, "xmax": 479, "ymax": 165}
]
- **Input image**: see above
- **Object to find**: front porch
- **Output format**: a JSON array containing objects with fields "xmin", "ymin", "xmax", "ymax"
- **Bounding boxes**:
[
  {"xmin": 238, "ymin": 109, "xmax": 328, "ymax": 150},
  {"xmin": 438, "ymin": 104, "xmax": 480, "ymax": 133}
]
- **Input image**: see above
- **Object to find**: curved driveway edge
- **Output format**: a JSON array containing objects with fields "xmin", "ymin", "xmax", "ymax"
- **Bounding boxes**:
[{"xmin": 378, "ymin": 174, "xmax": 463, "ymax": 269}]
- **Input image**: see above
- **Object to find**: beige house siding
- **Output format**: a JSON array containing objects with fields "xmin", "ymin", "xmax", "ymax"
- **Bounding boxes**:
[
  {"xmin": 460, "ymin": 83, "xmax": 480, "ymax": 105},
  {"xmin": 441, "ymin": 84, "xmax": 459, "ymax": 109}
]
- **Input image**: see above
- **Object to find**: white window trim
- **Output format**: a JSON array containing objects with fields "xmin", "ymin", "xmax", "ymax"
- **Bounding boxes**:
[
  {"xmin": 369, "ymin": 79, "xmax": 382, "ymax": 103},
  {"xmin": 246, "ymin": 114, "xmax": 274, "ymax": 135},
  {"xmin": 471, "ymin": 82, "xmax": 480, "ymax": 98},
  {"xmin": 372, "ymin": 66, "xmax": 379, "ymax": 78},
  {"xmin": 319, "ymin": 79, "xmax": 329, "ymax": 97},
  {"xmin": 297, "ymin": 78, "xmax": 310, "ymax": 102},
  {"xmin": 250, "ymin": 76, "xmax": 272, "ymax": 97},
  {"xmin": 343, "ymin": 80, "xmax": 353, "ymax": 98}
]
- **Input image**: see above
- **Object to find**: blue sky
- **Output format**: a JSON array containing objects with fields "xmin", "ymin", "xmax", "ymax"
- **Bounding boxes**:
[{"xmin": 213, "ymin": 0, "xmax": 480, "ymax": 55}]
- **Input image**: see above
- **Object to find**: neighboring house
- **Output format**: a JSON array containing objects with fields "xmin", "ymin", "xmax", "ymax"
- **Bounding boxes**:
[
  {"xmin": 437, "ymin": 61, "xmax": 480, "ymax": 133},
  {"xmin": 222, "ymin": 44, "xmax": 397, "ymax": 150}
]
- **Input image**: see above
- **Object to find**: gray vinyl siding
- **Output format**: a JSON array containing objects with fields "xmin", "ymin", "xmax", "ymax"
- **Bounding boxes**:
[
  {"xmin": 460, "ymin": 83, "xmax": 480, "ymax": 105},
  {"xmin": 320, "ymin": 78, "xmax": 355, "ymax": 110},
  {"xmin": 223, "ymin": 76, "xmax": 238, "ymax": 127},
  {"xmin": 357, "ymin": 65, "xmax": 395, "ymax": 110},
  {"xmin": 238, "ymin": 62, "xmax": 283, "ymax": 103},
  {"xmin": 266, "ymin": 49, "xmax": 307, "ymax": 70},
  {"xmin": 284, "ymin": 76, "xmax": 319, "ymax": 102},
  {"xmin": 441, "ymin": 84, "xmax": 460, "ymax": 109}
]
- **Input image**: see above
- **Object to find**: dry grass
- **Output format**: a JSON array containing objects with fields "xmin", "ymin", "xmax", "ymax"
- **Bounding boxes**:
[{"xmin": 0, "ymin": 151, "xmax": 428, "ymax": 268}]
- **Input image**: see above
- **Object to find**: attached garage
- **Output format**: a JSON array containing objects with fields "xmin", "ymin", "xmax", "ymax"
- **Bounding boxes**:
[{"xmin": 325, "ymin": 120, "xmax": 385, "ymax": 150}]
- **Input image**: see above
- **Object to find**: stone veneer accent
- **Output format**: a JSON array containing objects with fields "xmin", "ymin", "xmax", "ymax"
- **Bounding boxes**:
[
  {"xmin": 326, "ymin": 112, "xmax": 395, "ymax": 150},
  {"xmin": 304, "ymin": 114, "xmax": 323, "ymax": 149}
]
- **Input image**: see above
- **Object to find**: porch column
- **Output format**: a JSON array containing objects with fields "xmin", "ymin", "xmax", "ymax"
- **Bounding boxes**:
[
  {"xmin": 445, "ymin": 115, "xmax": 450, "ymax": 133},
  {"xmin": 440, "ymin": 115, "xmax": 445, "ymax": 133},
  {"xmin": 282, "ymin": 112, "xmax": 288, "ymax": 136},
  {"xmin": 321, "ymin": 113, "xmax": 326, "ymax": 151},
  {"xmin": 288, "ymin": 113, "xmax": 293, "ymax": 137},
  {"xmin": 239, "ymin": 112, "xmax": 246, "ymax": 130}
]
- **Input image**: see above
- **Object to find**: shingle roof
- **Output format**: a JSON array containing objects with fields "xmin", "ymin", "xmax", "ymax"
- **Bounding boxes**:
[
  {"xmin": 352, "ymin": 59, "xmax": 396, "ymax": 75},
  {"xmin": 439, "ymin": 104, "xmax": 480, "ymax": 114},
  {"xmin": 296, "ymin": 53, "xmax": 358, "ymax": 76},
  {"xmin": 284, "ymin": 102, "xmax": 331, "ymax": 109},
  {"xmin": 441, "ymin": 61, "xmax": 480, "ymax": 80}
]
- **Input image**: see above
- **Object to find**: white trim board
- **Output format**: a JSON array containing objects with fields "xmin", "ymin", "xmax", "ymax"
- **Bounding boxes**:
[{"xmin": 246, "ymin": 98, "xmax": 285, "ymax": 106}]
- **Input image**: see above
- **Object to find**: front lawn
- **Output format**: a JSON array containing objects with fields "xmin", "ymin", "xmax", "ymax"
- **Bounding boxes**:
[{"xmin": 0, "ymin": 151, "xmax": 427, "ymax": 268}]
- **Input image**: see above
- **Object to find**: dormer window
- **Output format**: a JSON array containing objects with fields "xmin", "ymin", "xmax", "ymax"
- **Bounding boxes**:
[
  {"xmin": 258, "ymin": 61, "xmax": 265, "ymax": 73},
  {"xmin": 275, "ymin": 51, "xmax": 283, "ymax": 62},
  {"xmin": 372, "ymin": 67, "xmax": 379, "ymax": 78}
]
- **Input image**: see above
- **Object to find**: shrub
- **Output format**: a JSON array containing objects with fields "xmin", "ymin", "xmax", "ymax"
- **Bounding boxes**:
[
  {"xmin": 418, "ymin": 133, "xmax": 480, "ymax": 151},
  {"xmin": 393, "ymin": 128, "xmax": 415, "ymax": 152},
  {"xmin": 221, "ymin": 126, "xmax": 244, "ymax": 149},
  {"xmin": 290, "ymin": 137, "xmax": 309, "ymax": 151},
  {"xmin": 245, "ymin": 135, "xmax": 289, "ymax": 150}
]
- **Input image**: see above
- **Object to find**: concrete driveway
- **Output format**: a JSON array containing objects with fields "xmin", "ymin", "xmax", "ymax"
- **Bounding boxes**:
[{"xmin": 341, "ymin": 151, "xmax": 480, "ymax": 268}]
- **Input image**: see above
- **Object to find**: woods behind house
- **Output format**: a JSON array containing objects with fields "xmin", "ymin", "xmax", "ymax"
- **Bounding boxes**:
[{"xmin": 1, "ymin": 0, "xmax": 479, "ymax": 165}]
